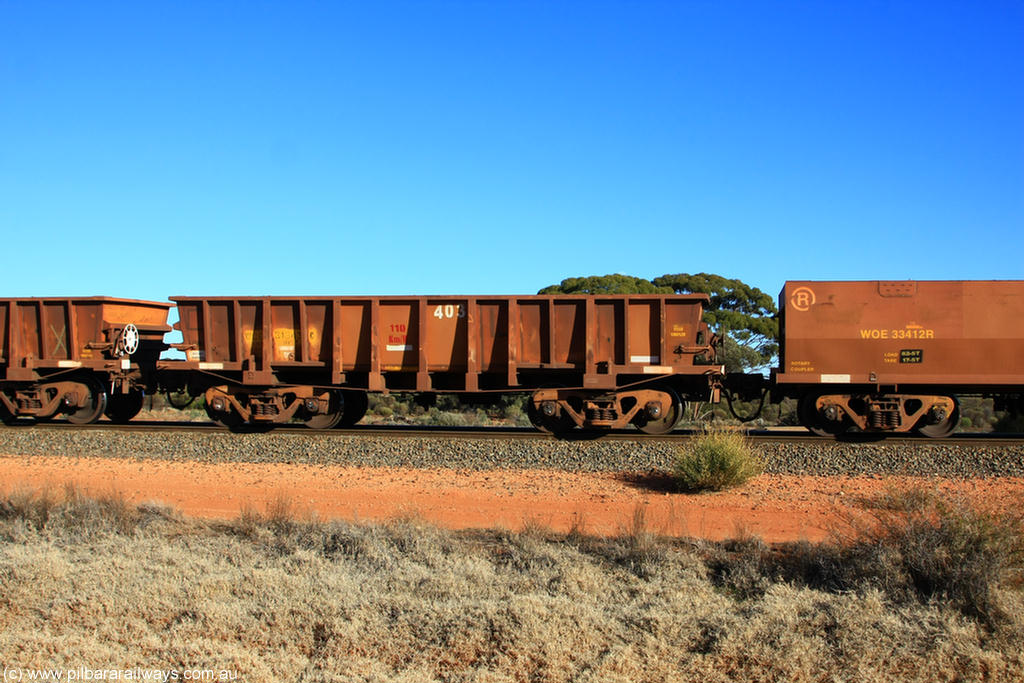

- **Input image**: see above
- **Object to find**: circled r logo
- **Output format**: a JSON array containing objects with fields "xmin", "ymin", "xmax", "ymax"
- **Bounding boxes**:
[{"xmin": 790, "ymin": 286, "xmax": 816, "ymax": 312}]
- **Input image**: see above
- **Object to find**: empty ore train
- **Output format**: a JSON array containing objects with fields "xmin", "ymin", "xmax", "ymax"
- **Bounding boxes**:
[{"xmin": 2, "ymin": 280, "xmax": 1022, "ymax": 437}]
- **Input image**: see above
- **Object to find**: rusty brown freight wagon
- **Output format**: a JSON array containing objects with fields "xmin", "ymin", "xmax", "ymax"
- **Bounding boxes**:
[
  {"xmin": 165, "ymin": 294, "xmax": 723, "ymax": 432},
  {"xmin": 774, "ymin": 280, "xmax": 1024, "ymax": 436},
  {"xmin": 0, "ymin": 297, "xmax": 171, "ymax": 424}
]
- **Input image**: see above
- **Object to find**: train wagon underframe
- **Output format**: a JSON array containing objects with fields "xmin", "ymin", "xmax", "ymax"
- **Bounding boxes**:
[
  {"xmin": 771, "ymin": 383, "xmax": 1024, "ymax": 438},
  {"xmin": 163, "ymin": 365, "xmax": 723, "ymax": 433},
  {"xmin": 1, "ymin": 358, "xmax": 167, "ymax": 426}
]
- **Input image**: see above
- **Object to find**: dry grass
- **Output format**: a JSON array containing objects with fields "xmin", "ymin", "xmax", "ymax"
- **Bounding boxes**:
[
  {"xmin": 0, "ymin": 484, "xmax": 1022, "ymax": 682},
  {"xmin": 839, "ymin": 487, "xmax": 1024, "ymax": 626}
]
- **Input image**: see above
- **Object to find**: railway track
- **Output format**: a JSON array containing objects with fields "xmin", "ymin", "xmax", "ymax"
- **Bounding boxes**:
[
  {"xmin": 3, "ymin": 418, "xmax": 1023, "ymax": 479},
  {"xmin": 5, "ymin": 419, "xmax": 1024, "ymax": 447}
]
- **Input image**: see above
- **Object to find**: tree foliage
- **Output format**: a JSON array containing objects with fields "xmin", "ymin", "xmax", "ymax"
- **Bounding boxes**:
[
  {"xmin": 538, "ymin": 274, "xmax": 673, "ymax": 295},
  {"xmin": 538, "ymin": 272, "xmax": 779, "ymax": 373},
  {"xmin": 652, "ymin": 273, "xmax": 778, "ymax": 372}
]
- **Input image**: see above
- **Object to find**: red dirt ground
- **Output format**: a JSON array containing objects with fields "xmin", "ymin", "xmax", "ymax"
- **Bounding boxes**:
[{"xmin": 2, "ymin": 453, "xmax": 1023, "ymax": 542}]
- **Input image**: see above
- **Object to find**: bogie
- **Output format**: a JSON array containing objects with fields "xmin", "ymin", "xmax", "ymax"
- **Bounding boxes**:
[{"xmin": 797, "ymin": 392, "xmax": 960, "ymax": 438}]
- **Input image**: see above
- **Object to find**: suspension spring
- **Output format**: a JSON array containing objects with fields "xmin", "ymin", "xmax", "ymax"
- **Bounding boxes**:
[
  {"xmin": 17, "ymin": 398, "xmax": 42, "ymax": 410},
  {"xmin": 252, "ymin": 402, "xmax": 279, "ymax": 417}
]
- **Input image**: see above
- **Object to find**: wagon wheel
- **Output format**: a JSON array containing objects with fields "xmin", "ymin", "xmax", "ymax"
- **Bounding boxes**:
[
  {"xmin": 336, "ymin": 390, "xmax": 369, "ymax": 427},
  {"xmin": 0, "ymin": 395, "xmax": 16, "ymax": 425},
  {"xmin": 633, "ymin": 387, "xmax": 682, "ymax": 435},
  {"xmin": 65, "ymin": 376, "xmax": 108, "ymax": 425},
  {"xmin": 526, "ymin": 397, "xmax": 576, "ymax": 435},
  {"xmin": 915, "ymin": 397, "xmax": 960, "ymax": 439},
  {"xmin": 205, "ymin": 401, "xmax": 245, "ymax": 431},
  {"xmin": 105, "ymin": 389, "xmax": 145, "ymax": 424},
  {"xmin": 166, "ymin": 390, "xmax": 196, "ymax": 409},
  {"xmin": 798, "ymin": 393, "xmax": 833, "ymax": 437},
  {"xmin": 305, "ymin": 391, "xmax": 344, "ymax": 430}
]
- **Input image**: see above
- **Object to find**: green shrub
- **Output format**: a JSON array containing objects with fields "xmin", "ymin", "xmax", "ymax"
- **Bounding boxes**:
[
  {"xmin": 673, "ymin": 429, "xmax": 763, "ymax": 493},
  {"xmin": 435, "ymin": 411, "xmax": 468, "ymax": 427}
]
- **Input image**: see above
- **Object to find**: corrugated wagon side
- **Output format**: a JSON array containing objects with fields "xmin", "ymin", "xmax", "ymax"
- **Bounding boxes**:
[
  {"xmin": 774, "ymin": 280, "xmax": 1024, "ymax": 436},
  {"xmin": 0, "ymin": 297, "xmax": 171, "ymax": 423},
  {"xmin": 163, "ymin": 294, "xmax": 723, "ymax": 432}
]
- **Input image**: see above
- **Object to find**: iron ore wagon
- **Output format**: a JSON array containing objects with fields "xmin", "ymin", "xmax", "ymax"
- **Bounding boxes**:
[
  {"xmin": 774, "ymin": 280, "xmax": 1024, "ymax": 437},
  {"xmin": 0, "ymin": 297, "xmax": 170, "ymax": 424},
  {"xmin": 162, "ymin": 294, "xmax": 724, "ymax": 433}
]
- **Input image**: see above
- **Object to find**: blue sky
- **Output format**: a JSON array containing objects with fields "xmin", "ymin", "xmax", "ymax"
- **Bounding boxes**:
[{"xmin": 2, "ymin": 1, "xmax": 1021, "ymax": 304}]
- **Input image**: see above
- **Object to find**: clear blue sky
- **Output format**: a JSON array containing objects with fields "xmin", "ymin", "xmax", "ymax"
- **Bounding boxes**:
[{"xmin": 2, "ymin": 1, "xmax": 1021, "ymax": 304}]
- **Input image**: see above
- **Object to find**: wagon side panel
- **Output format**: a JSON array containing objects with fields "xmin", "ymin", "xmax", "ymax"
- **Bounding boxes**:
[
  {"xmin": 338, "ymin": 301, "xmax": 371, "ymax": 371},
  {"xmin": 477, "ymin": 300, "xmax": 508, "ymax": 372},
  {"xmin": 626, "ymin": 299, "xmax": 658, "ymax": 365},
  {"xmin": 777, "ymin": 280, "xmax": 1024, "ymax": 387},
  {"xmin": 423, "ymin": 299, "xmax": 469, "ymax": 372},
  {"xmin": 962, "ymin": 281, "xmax": 1024, "ymax": 378}
]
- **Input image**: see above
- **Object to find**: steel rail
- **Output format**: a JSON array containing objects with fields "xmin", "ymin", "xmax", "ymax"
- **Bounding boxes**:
[{"xmin": 5, "ymin": 419, "xmax": 1024, "ymax": 447}]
